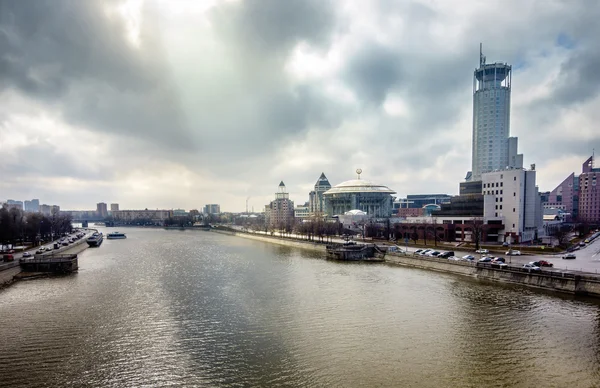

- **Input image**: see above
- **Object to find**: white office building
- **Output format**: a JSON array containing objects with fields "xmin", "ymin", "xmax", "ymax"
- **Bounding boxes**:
[
  {"xmin": 469, "ymin": 45, "xmax": 522, "ymax": 181},
  {"xmin": 482, "ymin": 167, "xmax": 543, "ymax": 243}
]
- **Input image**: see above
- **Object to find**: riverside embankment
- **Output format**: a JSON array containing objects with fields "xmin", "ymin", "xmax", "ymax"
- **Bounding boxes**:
[
  {"xmin": 0, "ymin": 230, "xmax": 93, "ymax": 288},
  {"xmin": 214, "ymin": 229, "xmax": 600, "ymax": 298}
]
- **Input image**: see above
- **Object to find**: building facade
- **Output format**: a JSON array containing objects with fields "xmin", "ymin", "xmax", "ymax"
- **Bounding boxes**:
[
  {"xmin": 482, "ymin": 167, "xmax": 543, "ymax": 243},
  {"xmin": 308, "ymin": 173, "xmax": 331, "ymax": 215},
  {"xmin": 204, "ymin": 204, "xmax": 221, "ymax": 215},
  {"xmin": 578, "ymin": 156, "xmax": 600, "ymax": 223},
  {"xmin": 294, "ymin": 204, "xmax": 310, "ymax": 219},
  {"xmin": 24, "ymin": 199, "xmax": 40, "ymax": 212},
  {"xmin": 265, "ymin": 181, "xmax": 295, "ymax": 228},
  {"xmin": 112, "ymin": 210, "xmax": 173, "ymax": 223},
  {"xmin": 470, "ymin": 45, "xmax": 522, "ymax": 181},
  {"xmin": 323, "ymin": 176, "xmax": 395, "ymax": 217},
  {"xmin": 110, "ymin": 203, "xmax": 120, "ymax": 212},
  {"xmin": 96, "ymin": 202, "xmax": 108, "ymax": 218}
]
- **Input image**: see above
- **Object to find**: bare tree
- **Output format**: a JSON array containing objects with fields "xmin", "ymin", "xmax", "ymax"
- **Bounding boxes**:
[{"xmin": 469, "ymin": 217, "xmax": 484, "ymax": 250}]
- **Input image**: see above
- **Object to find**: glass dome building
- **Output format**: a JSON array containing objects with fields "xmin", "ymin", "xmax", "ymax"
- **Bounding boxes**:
[{"xmin": 323, "ymin": 178, "xmax": 396, "ymax": 217}]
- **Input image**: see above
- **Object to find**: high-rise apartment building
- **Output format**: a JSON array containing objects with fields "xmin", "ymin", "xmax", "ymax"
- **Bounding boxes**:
[
  {"xmin": 469, "ymin": 45, "xmax": 522, "ymax": 181},
  {"xmin": 576, "ymin": 156, "xmax": 600, "ymax": 223},
  {"xmin": 110, "ymin": 203, "xmax": 119, "ymax": 212},
  {"xmin": 265, "ymin": 181, "xmax": 294, "ymax": 228},
  {"xmin": 24, "ymin": 199, "xmax": 40, "ymax": 212},
  {"xmin": 203, "ymin": 204, "xmax": 221, "ymax": 215},
  {"xmin": 96, "ymin": 202, "xmax": 108, "ymax": 218},
  {"xmin": 309, "ymin": 173, "xmax": 331, "ymax": 215}
]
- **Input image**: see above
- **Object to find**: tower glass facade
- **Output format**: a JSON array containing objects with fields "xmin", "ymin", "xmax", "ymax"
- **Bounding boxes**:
[{"xmin": 471, "ymin": 48, "xmax": 513, "ymax": 181}]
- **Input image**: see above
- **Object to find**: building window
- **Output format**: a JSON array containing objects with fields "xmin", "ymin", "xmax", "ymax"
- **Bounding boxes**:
[
  {"xmin": 514, "ymin": 177, "xmax": 517, "ymax": 181},
  {"xmin": 501, "ymin": 182, "xmax": 503, "ymax": 187},
  {"xmin": 513, "ymin": 208, "xmax": 516, "ymax": 212},
  {"xmin": 514, "ymin": 192, "xmax": 516, "ymax": 197},
  {"xmin": 500, "ymin": 205, "xmax": 502, "ymax": 210}
]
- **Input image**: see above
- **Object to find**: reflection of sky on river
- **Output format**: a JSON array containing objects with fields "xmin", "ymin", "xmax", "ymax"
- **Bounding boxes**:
[{"xmin": 1, "ymin": 228, "xmax": 600, "ymax": 387}]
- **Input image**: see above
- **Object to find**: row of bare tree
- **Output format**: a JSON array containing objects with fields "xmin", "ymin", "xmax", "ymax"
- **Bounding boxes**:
[{"xmin": 0, "ymin": 207, "xmax": 73, "ymax": 247}]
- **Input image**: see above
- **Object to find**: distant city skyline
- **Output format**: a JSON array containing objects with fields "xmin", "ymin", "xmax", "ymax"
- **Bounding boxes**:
[{"xmin": 1, "ymin": 1, "xmax": 599, "ymax": 212}]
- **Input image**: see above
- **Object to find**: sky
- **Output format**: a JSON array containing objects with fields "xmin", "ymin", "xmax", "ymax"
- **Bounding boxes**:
[{"xmin": 1, "ymin": 0, "xmax": 600, "ymax": 212}]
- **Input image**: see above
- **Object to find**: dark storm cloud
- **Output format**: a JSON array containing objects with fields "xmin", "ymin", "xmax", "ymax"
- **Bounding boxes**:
[
  {"xmin": 552, "ymin": 47, "xmax": 600, "ymax": 106},
  {"xmin": 344, "ymin": 44, "xmax": 402, "ymax": 105},
  {"xmin": 0, "ymin": 0, "xmax": 191, "ymax": 148}
]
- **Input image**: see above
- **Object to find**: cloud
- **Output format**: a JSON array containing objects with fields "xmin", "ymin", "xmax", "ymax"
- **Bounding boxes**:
[{"xmin": 1, "ymin": 0, "xmax": 600, "ymax": 211}]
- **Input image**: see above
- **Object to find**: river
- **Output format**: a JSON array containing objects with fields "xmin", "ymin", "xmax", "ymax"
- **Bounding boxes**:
[{"xmin": 1, "ymin": 227, "xmax": 599, "ymax": 387}]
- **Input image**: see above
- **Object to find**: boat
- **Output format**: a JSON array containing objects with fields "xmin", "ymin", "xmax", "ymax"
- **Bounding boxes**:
[
  {"xmin": 107, "ymin": 232, "xmax": 127, "ymax": 239},
  {"xmin": 325, "ymin": 242, "xmax": 385, "ymax": 261},
  {"xmin": 86, "ymin": 232, "xmax": 103, "ymax": 247}
]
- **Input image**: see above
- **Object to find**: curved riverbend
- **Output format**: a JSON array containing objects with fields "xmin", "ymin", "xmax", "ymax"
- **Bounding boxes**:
[{"xmin": 0, "ymin": 227, "xmax": 599, "ymax": 387}]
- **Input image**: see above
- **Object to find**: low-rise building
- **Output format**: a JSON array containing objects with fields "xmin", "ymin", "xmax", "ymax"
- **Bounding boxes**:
[
  {"xmin": 112, "ymin": 210, "xmax": 173, "ymax": 223},
  {"xmin": 481, "ymin": 166, "xmax": 543, "ymax": 243}
]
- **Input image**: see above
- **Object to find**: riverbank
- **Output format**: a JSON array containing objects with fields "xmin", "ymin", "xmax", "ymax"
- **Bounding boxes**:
[
  {"xmin": 0, "ymin": 230, "xmax": 93, "ymax": 288},
  {"xmin": 215, "ymin": 229, "xmax": 600, "ymax": 298}
]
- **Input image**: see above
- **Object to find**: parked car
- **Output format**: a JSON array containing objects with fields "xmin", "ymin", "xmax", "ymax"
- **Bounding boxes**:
[
  {"xmin": 562, "ymin": 253, "xmax": 576, "ymax": 260},
  {"xmin": 61, "ymin": 241, "xmax": 69, "ymax": 246},
  {"xmin": 534, "ymin": 260, "xmax": 553, "ymax": 267},
  {"xmin": 491, "ymin": 261, "xmax": 508, "ymax": 269},
  {"xmin": 478, "ymin": 257, "xmax": 493, "ymax": 263},
  {"xmin": 426, "ymin": 251, "xmax": 441, "ymax": 257},
  {"xmin": 2, "ymin": 254, "xmax": 14, "ymax": 262},
  {"xmin": 414, "ymin": 249, "xmax": 424, "ymax": 255},
  {"xmin": 523, "ymin": 263, "xmax": 541, "ymax": 271},
  {"xmin": 420, "ymin": 249, "xmax": 434, "ymax": 256},
  {"xmin": 22, "ymin": 252, "xmax": 32, "ymax": 258},
  {"xmin": 448, "ymin": 256, "xmax": 461, "ymax": 261},
  {"xmin": 491, "ymin": 257, "xmax": 505, "ymax": 263},
  {"xmin": 54, "ymin": 243, "xmax": 60, "ymax": 250},
  {"xmin": 438, "ymin": 251, "xmax": 455, "ymax": 259},
  {"xmin": 35, "ymin": 247, "xmax": 46, "ymax": 254},
  {"xmin": 462, "ymin": 255, "xmax": 475, "ymax": 261},
  {"xmin": 475, "ymin": 249, "xmax": 489, "ymax": 254},
  {"xmin": 502, "ymin": 242, "xmax": 509, "ymax": 247},
  {"xmin": 506, "ymin": 250, "xmax": 521, "ymax": 256}
]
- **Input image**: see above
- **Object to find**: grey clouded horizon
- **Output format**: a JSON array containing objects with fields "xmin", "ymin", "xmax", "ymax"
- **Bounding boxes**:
[{"xmin": 1, "ymin": 0, "xmax": 599, "ymax": 211}]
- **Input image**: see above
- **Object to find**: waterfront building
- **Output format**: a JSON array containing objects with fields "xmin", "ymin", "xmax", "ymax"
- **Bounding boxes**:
[
  {"xmin": 481, "ymin": 167, "xmax": 543, "ymax": 243},
  {"xmin": 294, "ymin": 203, "xmax": 310, "ymax": 220},
  {"xmin": 308, "ymin": 173, "xmax": 331, "ymax": 215},
  {"xmin": 468, "ymin": 44, "xmax": 523, "ymax": 182},
  {"xmin": 173, "ymin": 209, "xmax": 188, "ymax": 217},
  {"xmin": 204, "ymin": 204, "xmax": 221, "ymax": 215},
  {"xmin": 265, "ymin": 181, "xmax": 295, "ymax": 229},
  {"xmin": 112, "ymin": 210, "xmax": 173, "ymax": 223},
  {"xmin": 50, "ymin": 205, "xmax": 60, "ymax": 215},
  {"xmin": 96, "ymin": 202, "xmax": 108, "ymax": 218},
  {"xmin": 110, "ymin": 203, "xmax": 119, "ymax": 212},
  {"xmin": 323, "ymin": 171, "xmax": 395, "ymax": 217}
]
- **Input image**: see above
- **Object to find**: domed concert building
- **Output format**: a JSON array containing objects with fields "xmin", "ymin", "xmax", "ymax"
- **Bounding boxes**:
[{"xmin": 323, "ymin": 175, "xmax": 396, "ymax": 218}]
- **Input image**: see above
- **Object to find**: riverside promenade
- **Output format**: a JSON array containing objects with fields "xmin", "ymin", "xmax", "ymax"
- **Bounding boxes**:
[{"xmin": 0, "ymin": 230, "xmax": 94, "ymax": 288}]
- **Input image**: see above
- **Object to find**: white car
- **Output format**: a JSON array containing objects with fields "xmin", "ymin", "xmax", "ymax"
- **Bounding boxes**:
[
  {"xmin": 523, "ymin": 263, "xmax": 540, "ymax": 271},
  {"xmin": 462, "ymin": 255, "xmax": 475, "ymax": 261},
  {"xmin": 420, "ymin": 249, "xmax": 434, "ymax": 256},
  {"xmin": 22, "ymin": 252, "xmax": 32, "ymax": 258},
  {"xmin": 475, "ymin": 249, "xmax": 489, "ymax": 254},
  {"xmin": 506, "ymin": 250, "xmax": 521, "ymax": 256}
]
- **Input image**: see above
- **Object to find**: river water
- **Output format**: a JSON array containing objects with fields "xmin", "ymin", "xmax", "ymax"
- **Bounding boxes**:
[{"xmin": 1, "ymin": 228, "xmax": 599, "ymax": 387}]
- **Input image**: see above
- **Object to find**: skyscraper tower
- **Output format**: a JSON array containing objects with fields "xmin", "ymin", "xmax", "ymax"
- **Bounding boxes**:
[{"xmin": 469, "ymin": 44, "xmax": 521, "ymax": 182}]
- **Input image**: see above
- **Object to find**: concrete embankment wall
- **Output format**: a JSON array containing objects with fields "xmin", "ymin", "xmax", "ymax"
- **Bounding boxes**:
[{"xmin": 385, "ymin": 252, "xmax": 600, "ymax": 297}]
